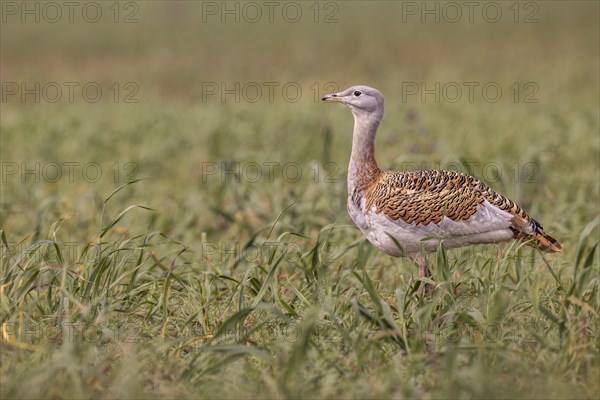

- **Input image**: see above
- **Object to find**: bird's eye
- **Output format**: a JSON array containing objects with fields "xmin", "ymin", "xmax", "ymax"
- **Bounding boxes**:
[{"xmin": 353, "ymin": 90, "xmax": 362, "ymax": 97}]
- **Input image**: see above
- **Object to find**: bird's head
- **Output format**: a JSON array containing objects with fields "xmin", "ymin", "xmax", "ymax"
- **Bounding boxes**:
[{"xmin": 322, "ymin": 85, "xmax": 385, "ymax": 117}]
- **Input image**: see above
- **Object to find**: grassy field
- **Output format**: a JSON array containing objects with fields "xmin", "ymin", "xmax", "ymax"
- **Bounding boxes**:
[{"xmin": 1, "ymin": 1, "xmax": 599, "ymax": 399}]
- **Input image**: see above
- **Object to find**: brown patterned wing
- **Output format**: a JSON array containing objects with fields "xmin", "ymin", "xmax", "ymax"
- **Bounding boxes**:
[
  {"xmin": 364, "ymin": 170, "xmax": 485, "ymax": 225},
  {"xmin": 364, "ymin": 169, "xmax": 562, "ymax": 252}
]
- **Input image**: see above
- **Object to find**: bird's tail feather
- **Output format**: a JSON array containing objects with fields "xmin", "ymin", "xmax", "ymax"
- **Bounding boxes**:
[
  {"xmin": 514, "ymin": 225, "xmax": 562, "ymax": 253},
  {"xmin": 530, "ymin": 231, "xmax": 563, "ymax": 253}
]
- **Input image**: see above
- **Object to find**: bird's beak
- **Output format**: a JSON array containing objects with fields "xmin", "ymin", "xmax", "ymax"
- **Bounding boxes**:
[{"xmin": 322, "ymin": 92, "xmax": 343, "ymax": 102}]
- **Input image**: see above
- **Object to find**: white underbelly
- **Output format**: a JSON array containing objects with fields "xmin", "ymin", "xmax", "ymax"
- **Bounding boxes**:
[
  {"xmin": 348, "ymin": 197, "xmax": 516, "ymax": 257},
  {"xmin": 363, "ymin": 226, "xmax": 514, "ymax": 256}
]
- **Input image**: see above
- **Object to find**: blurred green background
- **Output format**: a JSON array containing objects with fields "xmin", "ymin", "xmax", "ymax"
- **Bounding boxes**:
[
  {"xmin": 1, "ymin": 1, "xmax": 599, "ymax": 399},
  {"xmin": 2, "ymin": 1, "xmax": 598, "ymax": 241}
]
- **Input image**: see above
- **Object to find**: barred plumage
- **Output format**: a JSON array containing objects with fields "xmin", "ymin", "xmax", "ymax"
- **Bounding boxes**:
[
  {"xmin": 363, "ymin": 169, "xmax": 561, "ymax": 252},
  {"xmin": 323, "ymin": 85, "xmax": 562, "ymax": 288}
]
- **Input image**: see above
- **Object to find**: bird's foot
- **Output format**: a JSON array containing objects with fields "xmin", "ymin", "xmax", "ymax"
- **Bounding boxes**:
[{"xmin": 415, "ymin": 280, "xmax": 435, "ymax": 297}]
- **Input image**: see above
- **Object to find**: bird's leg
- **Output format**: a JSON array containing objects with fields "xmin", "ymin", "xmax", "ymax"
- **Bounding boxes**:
[
  {"xmin": 411, "ymin": 252, "xmax": 434, "ymax": 296},
  {"xmin": 412, "ymin": 252, "xmax": 431, "ymax": 278}
]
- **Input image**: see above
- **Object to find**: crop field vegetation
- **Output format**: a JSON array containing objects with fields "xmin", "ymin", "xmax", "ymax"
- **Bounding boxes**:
[{"xmin": 1, "ymin": 2, "xmax": 599, "ymax": 399}]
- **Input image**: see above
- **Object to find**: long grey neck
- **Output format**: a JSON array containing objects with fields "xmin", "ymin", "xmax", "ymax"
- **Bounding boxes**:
[{"xmin": 347, "ymin": 108, "xmax": 383, "ymax": 196}]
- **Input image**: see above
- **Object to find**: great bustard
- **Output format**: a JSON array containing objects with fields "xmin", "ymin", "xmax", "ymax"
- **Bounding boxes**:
[{"xmin": 322, "ymin": 85, "xmax": 561, "ymax": 289}]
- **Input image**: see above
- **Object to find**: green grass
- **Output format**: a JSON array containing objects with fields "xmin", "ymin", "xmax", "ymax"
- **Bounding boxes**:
[{"xmin": 1, "ymin": 2, "xmax": 599, "ymax": 399}]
